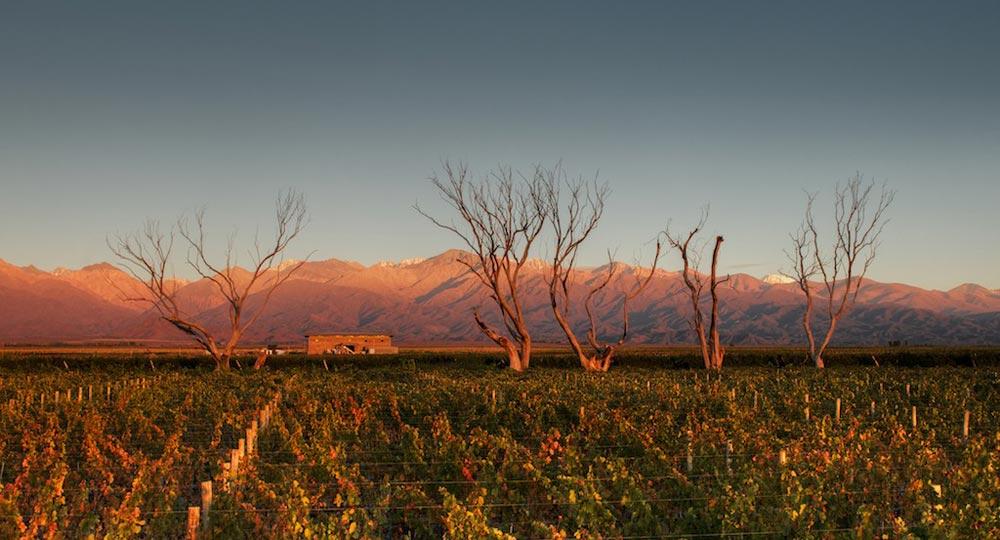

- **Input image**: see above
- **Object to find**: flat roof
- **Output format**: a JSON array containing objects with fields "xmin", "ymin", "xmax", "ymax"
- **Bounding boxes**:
[{"xmin": 305, "ymin": 333, "xmax": 392, "ymax": 337}]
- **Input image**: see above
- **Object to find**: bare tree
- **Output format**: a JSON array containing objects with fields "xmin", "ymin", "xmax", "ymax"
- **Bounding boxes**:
[
  {"xmin": 108, "ymin": 190, "xmax": 308, "ymax": 370},
  {"xmin": 788, "ymin": 174, "xmax": 894, "ymax": 368},
  {"xmin": 665, "ymin": 211, "xmax": 727, "ymax": 370},
  {"xmin": 544, "ymin": 175, "xmax": 661, "ymax": 371},
  {"xmin": 416, "ymin": 162, "xmax": 548, "ymax": 371}
]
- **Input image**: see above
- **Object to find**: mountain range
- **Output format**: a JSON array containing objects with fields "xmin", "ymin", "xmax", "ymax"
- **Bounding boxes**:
[{"xmin": 1, "ymin": 250, "xmax": 999, "ymax": 347}]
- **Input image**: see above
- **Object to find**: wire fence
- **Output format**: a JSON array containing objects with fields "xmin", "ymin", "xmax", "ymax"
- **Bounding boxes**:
[{"xmin": 2, "ymin": 365, "xmax": 999, "ymax": 538}]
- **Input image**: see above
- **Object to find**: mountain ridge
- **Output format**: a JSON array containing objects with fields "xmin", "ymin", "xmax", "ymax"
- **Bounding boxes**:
[{"xmin": 0, "ymin": 252, "xmax": 998, "ymax": 346}]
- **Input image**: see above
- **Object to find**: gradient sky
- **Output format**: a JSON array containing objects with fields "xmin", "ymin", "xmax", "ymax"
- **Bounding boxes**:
[{"xmin": 2, "ymin": 1, "xmax": 998, "ymax": 290}]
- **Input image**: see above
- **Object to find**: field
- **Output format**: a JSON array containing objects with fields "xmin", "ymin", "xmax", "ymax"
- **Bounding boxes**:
[{"xmin": 1, "ymin": 349, "xmax": 999, "ymax": 539}]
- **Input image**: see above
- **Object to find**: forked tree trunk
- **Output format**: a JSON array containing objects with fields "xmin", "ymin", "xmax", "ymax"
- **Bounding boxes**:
[
  {"xmin": 812, "ymin": 353, "xmax": 825, "ymax": 369},
  {"xmin": 476, "ymin": 311, "xmax": 529, "ymax": 372},
  {"xmin": 586, "ymin": 348, "xmax": 615, "ymax": 372},
  {"xmin": 212, "ymin": 351, "xmax": 230, "ymax": 371},
  {"xmin": 550, "ymin": 297, "xmax": 615, "ymax": 372},
  {"xmin": 201, "ymin": 339, "xmax": 229, "ymax": 371},
  {"xmin": 813, "ymin": 317, "xmax": 841, "ymax": 369}
]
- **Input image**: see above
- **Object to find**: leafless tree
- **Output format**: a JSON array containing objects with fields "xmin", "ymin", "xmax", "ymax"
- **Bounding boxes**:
[
  {"xmin": 108, "ymin": 190, "xmax": 308, "ymax": 370},
  {"xmin": 788, "ymin": 174, "xmax": 894, "ymax": 368},
  {"xmin": 665, "ymin": 211, "xmax": 727, "ymax": 370},
  {"xmin": 416, "ymin": 162, "xmax": 548, "ymax": 371},
  {"xmin": 544, "ymin": 175, "xmax": 661, "ymax": 371}
]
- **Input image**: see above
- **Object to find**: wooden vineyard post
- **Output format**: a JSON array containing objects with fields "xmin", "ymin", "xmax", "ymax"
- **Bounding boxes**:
[
  {"xmin": 804, "ymin": 407, "xmax": 810, "ymax": 422},
  {"xmin": 246, "ymin": 428, "xmax": 255, "ymax": 456},
  {"xmin": 686, "ymin": 446, "xmax": 693, "ymax": 473},
  {"xmin": 835, "ymin": 399, "xmax": 841, "ymax": 422},
  {"xmin": 186, "ymin": 507, "xmax": 200, "ymax": 540},
  {"xmin": 912, "ymin": 406, "xmax": 918, "ymax": 430},
  {"xmin": 753, "ymin": 392, "xmax": 758, "ymax": 410},
  {"xmin": 963, "ymin": 410, "xmax": 970, "ymax": 440},
  {"xmin": 200, "ymin": 481, "xmax": 213, "ymax": 526},
  {"xmin": 229, "ymin": 450, "xmax": 240, "ymax": 481},
  {"xmin": 77, "ymin": 387, "xmax": 83, "ymax": 402},
  {"xmin": 88, "ymin": 385, "xmax": 92, "ymax": 401},
  {"xmin": 778, "ymin": 449, "xmax": 787, "ymax": 466}
]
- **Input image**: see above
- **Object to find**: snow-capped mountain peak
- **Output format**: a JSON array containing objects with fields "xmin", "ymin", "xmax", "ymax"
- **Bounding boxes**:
[{"xmin": 762, "ymin": 273, "xmax": 796, "ymax": 285}]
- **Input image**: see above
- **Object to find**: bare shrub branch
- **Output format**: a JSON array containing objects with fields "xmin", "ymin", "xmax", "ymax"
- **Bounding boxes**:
[
  {"xmin": 665, "ymin": 209, "xmax": 727, "ymax": 370},
  {"xmin": 108, "ymin": 190, "xmax": 308, "ymax": 370},
  {"xmin": 544, "ymin": 172, "xmax": 661, "ymax": 371},
  {"xmin": 788, "ymin": 174, "xmax": 894, "ymax": 368},
  {"xmin": 416, "ymin": 162, "xmax": 548, "ymax": 371}
]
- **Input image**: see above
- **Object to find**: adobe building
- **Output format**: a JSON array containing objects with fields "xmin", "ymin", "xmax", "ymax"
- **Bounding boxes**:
[{"xmin": 305, "ymin": 333, "xmax": 398, "ymax": 355}]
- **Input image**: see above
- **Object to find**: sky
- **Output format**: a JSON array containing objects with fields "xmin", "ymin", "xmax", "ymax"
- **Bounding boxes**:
[{"xmin": 1, "ymin": 1, "xmax": 998, "ymax": 291}]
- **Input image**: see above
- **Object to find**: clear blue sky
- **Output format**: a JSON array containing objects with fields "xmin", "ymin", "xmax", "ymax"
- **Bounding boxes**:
[{"xmin": 1, "ymin": 1, "xmax": 997, "ymax": 290}]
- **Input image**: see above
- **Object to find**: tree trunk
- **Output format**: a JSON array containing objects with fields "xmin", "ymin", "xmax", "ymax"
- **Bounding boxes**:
[
  {"xmin": 475, "ymin": 311, "xmax": 528, "ymax": 371},
  {"xmin": 216, "ymin": 353, "xmax": 231, "ymax": 371},
  {"xmin": 708, "ymin": 236, "xmax": 725, "ymax": 371},
  {"xmin": 253, "ymin": 351, "xmax": 267, "ymax": 370},
  {"xmin": 549, "ymin": 291, "xmax": 604, "ymax": 372},
  {"xmin": 516, "ymin": 337, "xmax": 531, "ymax": 371},
  {"xmin": 812, "ymin": 353, "xmax": 825, "ymax": 369},
  {"xmin": 204, "ymin": 341, "xmax": 230, "ymax": 371},
  {"xmin": 814, "ymin": 317, "xmax": 839, "ymax": 369},
  {"xmin": 506, "ymin": 344, "xmax": 525, "ymax": 372},
  {"xmin": 588, "ymin": 347, "xmax": 614, "ymax": 372},
  {"xmin": 694, "ymin": 322, "xmax": 711, "ymax": 370},
  {"xmin": 801, "ymin": 286, "xmax": 819, "ymax": 368},
  {"xmin": 709, "ymin": 347, "xmax": 725, "ymax": 371}
]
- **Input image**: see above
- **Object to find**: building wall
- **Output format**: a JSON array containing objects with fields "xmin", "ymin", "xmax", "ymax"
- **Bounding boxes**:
[{"xmin": 306, "ymin": 334, "xmax": 393, "ymax": 355}]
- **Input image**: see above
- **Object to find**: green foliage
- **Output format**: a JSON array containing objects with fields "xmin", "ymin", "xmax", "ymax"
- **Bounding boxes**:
[{"xmin": 1, "ymin": 352, "xmax": 999, "ymax": 537}]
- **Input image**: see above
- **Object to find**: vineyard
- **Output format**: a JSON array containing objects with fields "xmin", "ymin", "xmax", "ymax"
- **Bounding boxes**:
[{"xmin": 1, "ymin": 352, "xmax": 999, "ymax": 539}]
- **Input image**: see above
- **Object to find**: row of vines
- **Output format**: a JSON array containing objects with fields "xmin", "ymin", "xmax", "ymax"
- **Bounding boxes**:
[
  {"xmin": 1, "ymin": 357, "xmax": 999, "ymax": 538},
  {"xmin": 0, "ymin": 368, "xmax": 279, "ymax": 539}
]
